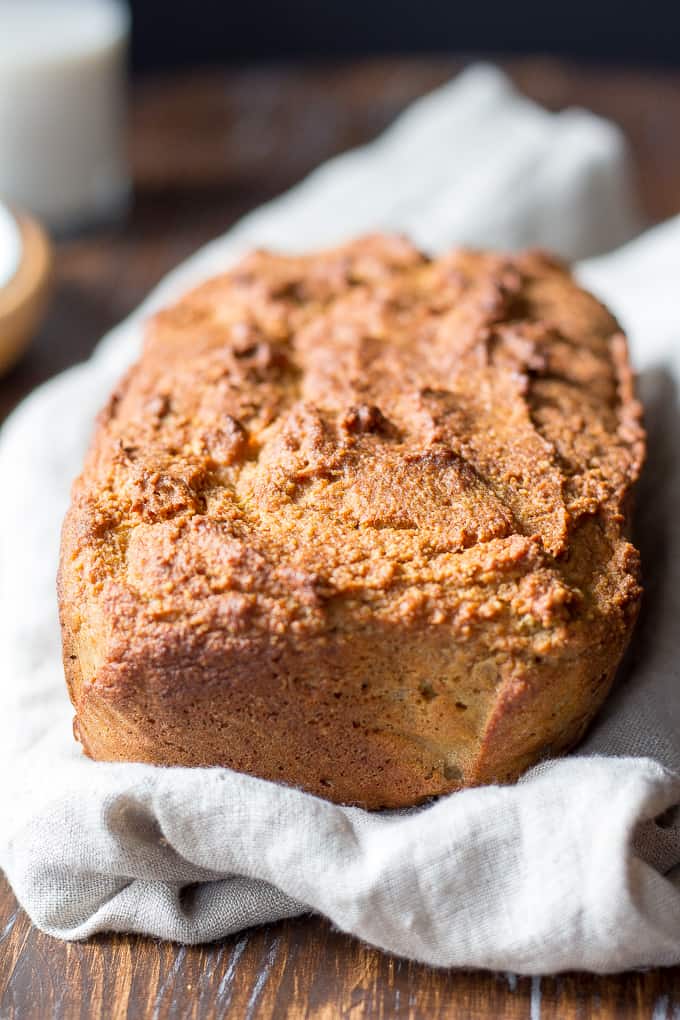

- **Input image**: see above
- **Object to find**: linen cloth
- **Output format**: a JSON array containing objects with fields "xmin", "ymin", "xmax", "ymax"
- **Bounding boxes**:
[{"xmin": 1, "ymin": 65, "xmax": 680, "ymax": 974}]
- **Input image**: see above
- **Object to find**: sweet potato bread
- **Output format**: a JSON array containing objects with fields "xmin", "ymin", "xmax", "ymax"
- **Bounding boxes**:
[{"xmin": 58, "ymin": 235, "xmax": 644, "ymax": 809}]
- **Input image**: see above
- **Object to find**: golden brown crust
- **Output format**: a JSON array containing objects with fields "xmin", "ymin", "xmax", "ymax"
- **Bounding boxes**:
[{"xmin": 58, "ymin": 235, "xmax": 644, "ymax": 808}]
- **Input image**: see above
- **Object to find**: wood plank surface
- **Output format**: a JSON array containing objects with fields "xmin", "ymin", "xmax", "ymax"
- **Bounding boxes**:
[
  {"xmin": 3, "ymin": 876, "xmax": 680, "ymax": 1019},
  {"xmin": 1, "ymin": 58, "xmax": 680, "ymax": 1018}
]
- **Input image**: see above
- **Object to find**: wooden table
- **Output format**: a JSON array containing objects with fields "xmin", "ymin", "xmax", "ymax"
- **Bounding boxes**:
[{"xmin": 1, "ymin": 58, "xmax": 679, "ymax": 1019}]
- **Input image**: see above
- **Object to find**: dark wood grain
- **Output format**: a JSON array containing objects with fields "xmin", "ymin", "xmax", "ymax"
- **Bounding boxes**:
[
  {"xmin": 1, "ymin": 58, "xmax": 680, "ymax": 1018},
  {"xmin": 3, "ymin": 878, "xmax": 680, "ymax": 1019}
]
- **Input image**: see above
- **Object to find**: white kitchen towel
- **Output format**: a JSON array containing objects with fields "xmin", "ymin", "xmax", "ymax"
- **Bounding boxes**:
[{"xmin": 1, "ymin": 64, "xmax": 679, "ymax": 974}]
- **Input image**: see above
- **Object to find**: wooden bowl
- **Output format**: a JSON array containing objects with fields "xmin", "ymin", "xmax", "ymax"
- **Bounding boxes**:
[{"xmin": 0, "ymin": 212, "xmax": 52, "ymax": 377}]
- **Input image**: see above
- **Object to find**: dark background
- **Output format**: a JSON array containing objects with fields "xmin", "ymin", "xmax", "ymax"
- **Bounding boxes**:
[{"xmin": 130, "ymin": 0, "xmax": 680, "ymax": 70}]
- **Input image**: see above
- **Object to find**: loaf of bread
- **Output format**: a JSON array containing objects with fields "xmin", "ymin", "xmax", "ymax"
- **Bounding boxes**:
[{"xmin": 58, "ymin": 235, "xmax": 644, "ymax": 808}]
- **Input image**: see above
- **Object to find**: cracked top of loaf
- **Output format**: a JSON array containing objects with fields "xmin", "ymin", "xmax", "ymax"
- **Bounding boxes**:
[{"xmin": 64, "ymin": 235, "xmax": 642, "ymax": 646}]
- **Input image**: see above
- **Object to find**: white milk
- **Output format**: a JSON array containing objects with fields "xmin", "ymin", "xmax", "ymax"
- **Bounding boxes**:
[{"xmin": 0, "ymin": 0, "xmax": 130, "ymax": 232}]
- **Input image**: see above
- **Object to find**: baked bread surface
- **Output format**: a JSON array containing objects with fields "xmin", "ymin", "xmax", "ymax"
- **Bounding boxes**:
[{"xmin": 58, "ymin": 235, "xmax": 644, "ymax": 808}]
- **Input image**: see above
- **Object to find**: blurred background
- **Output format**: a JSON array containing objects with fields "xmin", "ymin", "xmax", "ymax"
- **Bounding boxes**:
[{"xmin": 131, "ymin": 0, "xmax": 680, "ymax": 68}]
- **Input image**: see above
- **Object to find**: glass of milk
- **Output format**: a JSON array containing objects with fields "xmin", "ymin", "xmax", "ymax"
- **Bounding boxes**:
[{"xmin": 0, "ymin": 0, "xmax": 130, "ymax": 233}]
